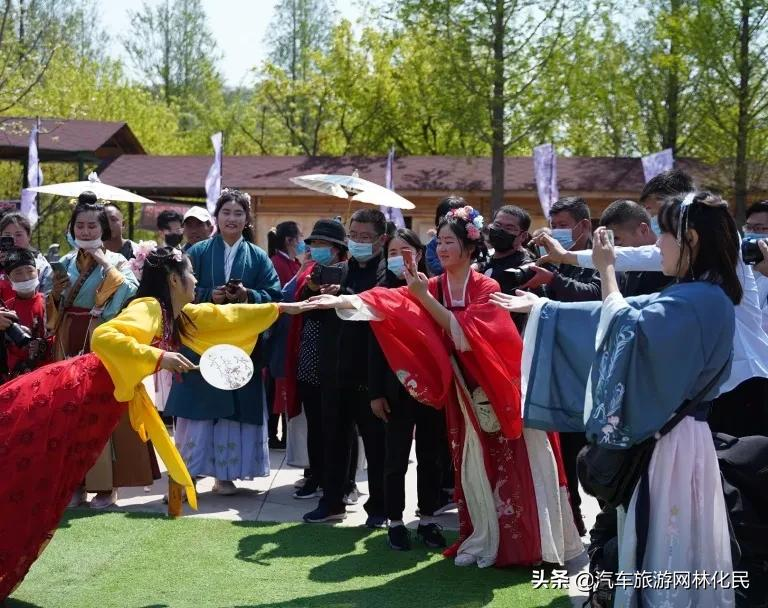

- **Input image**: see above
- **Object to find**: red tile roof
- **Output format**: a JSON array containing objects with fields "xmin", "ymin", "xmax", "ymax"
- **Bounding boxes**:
[
  {"xmin": 0, "ymin": 117, "xmax": 145, "ymax": 160},
  {"xmin": 98, "ymin": 154, "xmax": 708, "ymax": 196}
]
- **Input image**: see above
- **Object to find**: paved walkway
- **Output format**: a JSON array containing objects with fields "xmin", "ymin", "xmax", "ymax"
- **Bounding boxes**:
[{"xmin": 81, "ymin": 443, "xmax": 600, "ymax": 606}]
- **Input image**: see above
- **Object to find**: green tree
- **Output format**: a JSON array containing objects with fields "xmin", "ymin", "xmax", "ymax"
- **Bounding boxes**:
[
  {"xmin": 693, "ymin": 0, "xmax": 768, "ymax": 223},
  {"xmin": 122, "ymin": 0, "xmax": 221, "ymax": 107},
  {"xmin": 395, "ymin": 0, "xmax": 573, "ymax": 210}
]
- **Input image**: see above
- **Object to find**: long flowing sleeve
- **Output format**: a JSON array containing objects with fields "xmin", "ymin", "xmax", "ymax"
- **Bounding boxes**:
[
  {"xmin": 585, "ymin": 283, "xmax": 735, "ymax": 447},
  {"xmin": 575, "ymin": 245, "xmax": 661, "ymax": 272},
  {"xmin": 91, "ymin": 298, "xmax": 164, "ymax": 402},
  {"xmin": 91, "ymin": 297, "xmax": 197, "ymax": 509},
  {"xmin": 180, "ymin": 302, "xmax": 280, "ymax": 356},
  {"xmin": 450, "ymin": 275, "xmax": 524, "ymax": 438},
  {"xmin": 96, "ymin": 260, "xmax": 139, "ymax": 321}
]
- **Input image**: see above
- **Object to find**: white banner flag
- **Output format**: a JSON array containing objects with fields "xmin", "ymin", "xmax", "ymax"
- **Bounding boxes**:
[
  {"xmin": 20, "ymin": 120, "xmax": 43, "ymax": 226},
  {"xmin": 533, "ymin": 143, "xmax": 558, "ymax": 219},
  {"xmin": 641, "ymin": 148, "xmax": 674, "ymax": 183},
  {"xmin": 380, "ymin": 147, "xmax": 405, "ymax": 229},
  {"xmin": 205, "ymin": 132, "xmax": 223, "ymax": 216}
]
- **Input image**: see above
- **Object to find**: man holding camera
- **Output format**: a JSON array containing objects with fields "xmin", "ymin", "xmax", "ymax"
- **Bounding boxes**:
[
  {"xmin": 303, "ymin": 209, "xmax": 388, "ymax": 527},
  {"xmin": 0, "ymin": 248, "xmax": 50, "ymax": 384}
]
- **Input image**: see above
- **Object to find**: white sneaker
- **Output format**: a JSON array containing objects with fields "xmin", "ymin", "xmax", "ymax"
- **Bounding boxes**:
[
  {"xmin": 89, "ymin": 490, "xmax": 118, "ymax": 509},
  {"xmin": 343, "ymin": 487, "xmax": 361, "ymax": 505},
  {"xmin": 454, "ymin": 553, "xmax": 477, "ymax": 567},
  {"xmin": 212, "ymin": 479, "xmax": 238, "ymax": 495}
]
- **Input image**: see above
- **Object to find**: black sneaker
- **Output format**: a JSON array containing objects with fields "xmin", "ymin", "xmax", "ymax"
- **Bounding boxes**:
[
  {"xmin": 293, "ymin": 482, "xmax": 321, "ymax": 500},
  {"xmin": 417, "ymin": 523, "xmax": 447, "ymax": 548},
  {"xmin": 387, "ymin": 525, "xmax": 411, "ymax": 551},
  {"xmin": 365, "ymin": 514, "xmax": 388, "ymax": 529},
  {"xmin": 303, "ymin": 504, "xmax": 346, "ymax": 523}
]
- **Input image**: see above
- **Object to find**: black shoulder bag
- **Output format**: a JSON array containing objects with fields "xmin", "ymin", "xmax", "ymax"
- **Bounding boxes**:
[{"xmin": 577, "ymin": 361, "xmax": 728, "ymax": 509}]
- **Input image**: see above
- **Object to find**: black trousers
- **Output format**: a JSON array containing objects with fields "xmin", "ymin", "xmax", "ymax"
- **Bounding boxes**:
[
  {"xmin": 321, "ymin": 386, "xmax": 386, "ymax": 514},
  {"xmin": 708, "ymin": 377, "xmax": 768, "ymax": 438},
  {"xmin": 560, "ymin": 431, "xmax": 588, "ymax": 522},
  {"xmin": 299, "ymin": 380, "xmax": 357, "ymax": 488},
  {"xmin": 298, "ymin": 381, "xmax": 323, "ymax": 484},
  {"xmin": 384, "ymin": 389, "xmax": 444, "ymax": 521}
]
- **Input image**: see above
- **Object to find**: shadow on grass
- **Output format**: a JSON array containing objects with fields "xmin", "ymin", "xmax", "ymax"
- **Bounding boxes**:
[
  {"xmin": 231, "ymin": 522, "xmax": 572, "ymax": 608},
  {"xmin": 228, "ymin": 558, "xmax": 572, "ymax": 608}
]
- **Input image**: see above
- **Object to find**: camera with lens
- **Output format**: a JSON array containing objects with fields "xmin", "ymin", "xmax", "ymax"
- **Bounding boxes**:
[
  {"xmin": 3, "ymin": 320, "xmax": 33, "ymax": 348},
  {"xmin": 499, "ymin": 265, "xmax": 537, "ymax": 293},
  {"xmin": 742, "ymin": 237, "xmax": 766, "ymax": 265}
]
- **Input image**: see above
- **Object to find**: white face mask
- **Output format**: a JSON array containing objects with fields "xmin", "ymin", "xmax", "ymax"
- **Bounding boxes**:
[
  {"xmin": 11, "ymin": 277, "xmax": 39, "ymax": 295},
  {"xmin": 75, "ymin": 238, "xmax": 103, "ymax": 250}
]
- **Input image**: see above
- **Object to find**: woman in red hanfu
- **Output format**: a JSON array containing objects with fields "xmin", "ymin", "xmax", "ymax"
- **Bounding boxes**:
[
  {"xmin": 307, "ymin": 206, "xmax": 583, "ymax": 568},
  {"xmin": 0, "ymin": 246, "xmax": 303, "ymax": 599}
]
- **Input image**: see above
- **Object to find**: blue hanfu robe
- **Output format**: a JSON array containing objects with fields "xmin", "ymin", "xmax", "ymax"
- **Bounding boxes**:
[
  {"xmin": 165, "ymin": 235, "xmax": 282, "ymax": 481},
  {"xmin": 165, "ymin": 235, "xmax": 282, "ymax": 424},
  {"xmin": 56, "ymin": 249, "xmax": 137, "ymax": 321},
  {"xmin": 521, "ymin": 281, "xmax": 736, "ymax": 607}
]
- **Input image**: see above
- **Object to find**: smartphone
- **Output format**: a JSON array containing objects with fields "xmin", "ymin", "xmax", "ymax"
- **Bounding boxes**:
[
  {"xmin": 0, "ymin": 236, "xmax": 14, "ymax": 252},
  {"xmin": 604, "ymin": 229, "xmax": 614, "ymax": 246},
  {"xmin": 225, "ymin": 278, "xmax": 243, "ymax": 293},
  {"xmin": 402, "ymin": 249, "xmax": 414, "ymax": 269},
  {"xmin": 311, "ymin": 264, "xmax": 343, "ymax": 286},
  {"xmin": 51, "ymin": 261, "xmax": 68, "ymax": 277}
]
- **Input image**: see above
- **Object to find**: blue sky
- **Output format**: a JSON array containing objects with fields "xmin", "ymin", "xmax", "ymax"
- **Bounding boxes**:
[{"xmin": 100, "ymin": 0, "xmax": 362, "ymax": 86}]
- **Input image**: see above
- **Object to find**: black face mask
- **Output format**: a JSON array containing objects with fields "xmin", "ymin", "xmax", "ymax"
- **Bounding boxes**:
[
  {"xmin": 488, "ymin": 226, "xmax": 518, "ymax": 252},
  {"xmin": 165, "ymin": 233, "xmax": 183, "ymax": 248}
]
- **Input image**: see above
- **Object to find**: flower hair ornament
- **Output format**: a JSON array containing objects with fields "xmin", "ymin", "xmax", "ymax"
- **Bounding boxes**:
[
  {"xmin": 129, "ymin": 241, "xmax": 183, "ymax": 280},
  {"xmin": 446, "ymin": 205, "xmax": 485, "ymax": 241}
]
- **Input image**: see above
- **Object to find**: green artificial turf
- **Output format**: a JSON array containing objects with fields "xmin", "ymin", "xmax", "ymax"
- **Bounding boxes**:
[{"xmin": 9, "ymin": 510, "xmax": 571, "ymax": 608}]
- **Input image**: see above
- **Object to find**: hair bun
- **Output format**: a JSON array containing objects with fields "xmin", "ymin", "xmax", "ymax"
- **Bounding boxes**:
[{"xmin": 77, "ymin": 190, "xmax": 99, "ymax": 206}]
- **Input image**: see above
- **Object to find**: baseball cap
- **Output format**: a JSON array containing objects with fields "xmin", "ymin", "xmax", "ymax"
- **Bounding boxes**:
[{"xmin": 183, "ymin": 206, "xmax": 212, "ymax": 224}]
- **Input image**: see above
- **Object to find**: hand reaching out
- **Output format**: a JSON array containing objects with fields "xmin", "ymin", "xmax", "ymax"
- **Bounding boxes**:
[{"xmin": 489, "ymin": 290, "xmax": 540, "ymax": 314}]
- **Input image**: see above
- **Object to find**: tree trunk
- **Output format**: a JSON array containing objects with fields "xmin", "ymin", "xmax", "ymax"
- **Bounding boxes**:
[
  {"xmin": 490, "ymin": 0, "xmax": 505, "ymax": 212},
  {"xmin": 662, "ymin": 0, "xmax": 681, "ymax": 152},
  {"xmin": 734, "ymin": 0, "xmax": 751, "ymax": 226}
]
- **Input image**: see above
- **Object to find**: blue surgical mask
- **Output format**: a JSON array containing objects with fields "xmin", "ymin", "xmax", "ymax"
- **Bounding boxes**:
[
  {"xmin": 550, "ymin": 228, "xmax": 574, "ymax": 251},
  {"xmin": 310, "ymin": 246, "xmax": 333, "ymax": 266},
  {"xmin": 296, "ymin": 240, "xmax": 307, "ymax": 255},
  {"xmin": 347, "ymin": 239, "xmax": 374, "ymax": 262},
  {"xmin": 650, "ymin": 216, "xmax": 661, "ymax": 236},
  {"xmin": 744, "ymin": 232, "xmax": 765, "ymax": 242},
  {"xmin": 387, "ymin": 255, "xmax": 405, "ymax": 278}
]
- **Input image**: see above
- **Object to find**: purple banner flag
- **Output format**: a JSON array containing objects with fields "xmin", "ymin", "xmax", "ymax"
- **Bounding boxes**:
[
  {"xmin": 533, "ymin": 143, "xmax": 558, "ymax": 218},
  {"xmin": 381, "ymin": 147, "xmax": 405, "ymax": 228},
  {"xmin": 641, "ymin": 148, "xmax": 674, "ymax": 183},
  {"xmin": 20, "ymin": 119, "xmax": 43, "ymax": 226}
]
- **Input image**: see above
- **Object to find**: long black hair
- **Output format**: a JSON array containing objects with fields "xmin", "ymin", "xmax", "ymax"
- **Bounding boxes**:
[
  {"xmin": 267, "ymin": 221, "xmax": 300, "ymax": 257},
  {"xmin": 132, "ymin": 246, "xmax": 195, "ymax": 347},
  {"xmin": 386, "ymin": 228, "xmax": 428, "ymax": 276},
  {"xmin": 658, "ymin": 191, "xmax": 742, "ymax": 305},
  {"xmin": 437, "ymin": 213, "xmax": 488, "ymax": 264},
  {"xmin": 67, "ymin": 191, "xmax": 112, "ymax": 241},
  {"xmin": 214, "ymin": 189, "xmax": 255, "ymax": 243}
]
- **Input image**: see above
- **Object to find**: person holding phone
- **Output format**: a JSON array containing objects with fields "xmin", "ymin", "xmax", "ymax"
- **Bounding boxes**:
[
  {"xmin": 301, "ymin": 209, "xmax": 389, "ymax": 527},
  {"xmin": 280, "ymin": 219, "xmax": 359, "ymax": 501},
  {"xmin": 49, "ymin": 193, "xmax": 146, "ymax": 510},
  {"xmin": 0, "ymin": 212, "xmax": 54, "ymax": 296},
  {"xmin": 165, "ymin": 188, "xmax": 282, "ymax": 497},
  {"xmin": 368, "ymin": 228, "xmax": 449, "ymax": 551}
]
